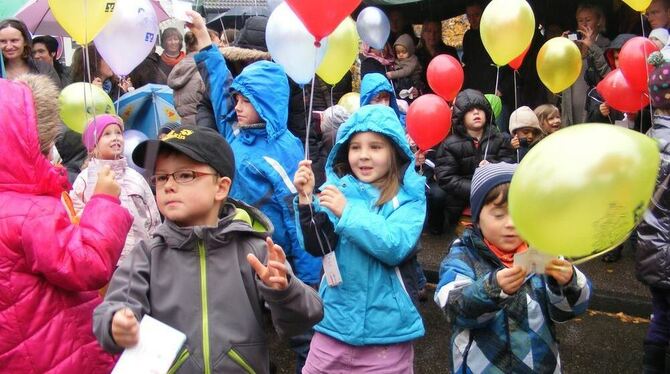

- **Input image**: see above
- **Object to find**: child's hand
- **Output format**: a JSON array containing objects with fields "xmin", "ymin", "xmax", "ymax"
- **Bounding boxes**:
[
  {"xmin": 91, "ymin": 77, "xmax": 103, "ymax": 88},
  {"xmin": 94, "ymin": 165, "xmax": 120, "ymax": 198},
  {"xmin": 496, "ymin": 266, "xmax": 527, "ymax": 295},
  {"xmin": 319, "ymin": 185, "xmax": 346, "ymax": 218},
  {"xmin": 599, "ymin": 103, "xmax": 610, "ymax": 117},
  {"xmin": 111, "ymin": 308, "xmax": 139, "ymax": 348},
  {"xmin": 294, "ymin": 160, "xmax": 315, "ymax": 204},
  {"xmin": 247, "ymin": 237, "xmax": 289, "ymax": 291},
  {"xmin": 544, "ymin": 258, "xmax": 574, "ymax": 286},
  {"xmin": 511, "ymin": 135, "xmax": 520, "ymax": 149},
  {"xmin": 184, "ymin": 10, "xmax": 212, "ymax": 51},
  {"xmin": 414, "ymin": 150, "xmax": 426, "ymax": 167}
]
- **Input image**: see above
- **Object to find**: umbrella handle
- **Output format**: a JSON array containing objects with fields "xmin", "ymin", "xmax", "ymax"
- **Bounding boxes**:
[
  {"xmin": 152, "ymin": 91, "xmax": 161, "ymax": 137},
  {"xmin": 0, "ymin": 55, "xmax": 5, "ymax": 79}
]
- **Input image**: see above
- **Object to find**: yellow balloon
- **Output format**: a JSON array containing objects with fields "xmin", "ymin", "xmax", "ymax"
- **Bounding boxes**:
[
  {"xmin": 59, "ymin": 83, "xmax": 116, "ymax": 133},
  {"xmin": 480, "ymin": 0, "xmax": 535, "ymax": 66},
  {"xmin": 536, "ymin": 37, "xmax": 583, "ymax": 94},
  {"xmin": 509, "ymin": 124, "xmax": 660, "ymax": 261},
  {"xmin": 337, "ymin": 92, "xmax": 360, "ymax": 114},
  {"xmin": 317, "ymin": 17, "xmax": 359, "ymax": 85},
  {"xmin": 48, "ymin": 0, "xmax": 116, "ymax": 44},
  {"xmin": 623, "ymin": 0, "xmax": 652, "ymax": 12}
]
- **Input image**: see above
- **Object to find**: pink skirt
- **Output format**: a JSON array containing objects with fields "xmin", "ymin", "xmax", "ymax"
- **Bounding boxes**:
[{"xmin": 302, "ymin": 332, "xmax": 414, "ymax": 374}]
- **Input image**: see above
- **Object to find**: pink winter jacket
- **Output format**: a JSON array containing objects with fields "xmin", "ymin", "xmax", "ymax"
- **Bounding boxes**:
[{"xmin": 0, "ymin": 78, "xmax": 133, "ymax": 373}]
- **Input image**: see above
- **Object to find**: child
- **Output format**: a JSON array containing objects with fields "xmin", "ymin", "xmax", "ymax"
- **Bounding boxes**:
[
  {"xmin": 650, "ymin": 28, "xmax": 669, "ymax": 50},
  {"xmin": 534, "ymin": 104, "xmax": 563, "ymax": 135},
  {"xmin": 93, "ymin": 125, "xmax": 323, "ymax": 373},
  {"xmin": 294, "ymin": 105, "xmax": 426, "ymax": 372},
  {"xmin": 0, "ymin": 75, "xmax": 132, "ymax": 372},
  {"xmin": 189, "ymin": 12, "xmax": 322, "ymax": 288},
  {"xmin": 386, "ymin": 33, "xmax": 424, "ymax": 99},
  {"xmin": 434, "ymin": 89, "xmax": 514, "ymax": 230},
  {"xmin": 435, "ymin": 162, "xmax": 591, "ymax": 373},
  {"xmin": 636, "ymin": 59, "xmax": 670, "ymax": 372},
  {"xmin": 508, "ymin": 106, "xmax": 544, "ymax": 162},
  {"xmin": 71, "ymin": 114, "xmax": 161, "ymax": 265},
  {"xmin": 360, "ymin": 72, "xmax": 402, "ymax": 118}
]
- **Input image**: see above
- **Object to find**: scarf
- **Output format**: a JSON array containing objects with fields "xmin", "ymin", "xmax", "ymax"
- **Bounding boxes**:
[
  {"xmin": 360, "ymin": 42, "xmax": 394, "ymax": 66},
  {"xmin": 161, "ymin": 51, "xmax": 186, "ymax": 67},
  {"xmin": 484, "ymin": 238, "xmax": 528, "ymax": 268}
]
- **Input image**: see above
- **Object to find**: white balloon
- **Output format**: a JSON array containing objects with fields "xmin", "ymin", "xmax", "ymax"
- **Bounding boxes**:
[
  {"xmin": 265, "ymin": 2, "xmax": 327, "ymax": 84},
  {"xmin": 356, "ymin": 7, "xmax": 390, "ymax": 50},
  {"xmin": 94, "ymin": 0, "xmax": 159, "ymax": 76}
]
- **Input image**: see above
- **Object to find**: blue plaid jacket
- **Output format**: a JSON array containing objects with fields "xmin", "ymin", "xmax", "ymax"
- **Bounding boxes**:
[{"xmin": 435, "ymin": 229, "xmax": 591, "ymax": 374}]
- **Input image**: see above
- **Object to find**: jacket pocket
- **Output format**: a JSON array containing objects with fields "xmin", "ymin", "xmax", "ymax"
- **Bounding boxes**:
[
  {"xmin": 167, "ymin": 347, "xmax": 191, "ymax": 374},
  {"xmin": 212, "ymin": 342, "xmax": 266, "ymax": 373}
]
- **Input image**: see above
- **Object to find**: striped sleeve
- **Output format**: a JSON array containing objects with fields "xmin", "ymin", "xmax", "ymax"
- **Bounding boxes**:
[{"xmin": 545, "ymin": 266, "xmax": 591, "ymax": 322}]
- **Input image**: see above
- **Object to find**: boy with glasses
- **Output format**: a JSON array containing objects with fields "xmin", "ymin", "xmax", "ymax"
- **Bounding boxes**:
[{"xmin": 93, "ymin": 126, "xmax": 323, "ymax": 374}]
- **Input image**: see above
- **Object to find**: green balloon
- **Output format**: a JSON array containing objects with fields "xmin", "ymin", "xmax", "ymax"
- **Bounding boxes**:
[
  {"xmin": 509, "ymin": 124, "xmax": 660, "ymax": 261},
  {"xmin": 484, "ymin": 94, "xmax": 502, "ymax": 120},
  {"xmin": 58, "ymin": 82, "xmax": 115, "ymax": 133}
]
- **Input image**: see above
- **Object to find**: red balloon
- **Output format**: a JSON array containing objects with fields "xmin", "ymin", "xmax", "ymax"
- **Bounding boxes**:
[
  {"xmin": 285, "ymin": 0, "xmax": 361, "ymax": 42},
  {"xmin": 596, "ymin": 69, "xmax": 649, "ymax": 113},
  {"xmin": 426, "ymin": 54, "xmax": 464, "ymax": 101},
  {"xmin": 509, "ymin": 46, "xmax": 530, "ymax": 70},
  {"xmin": 619, "ymin": 37, "xmax": 659, "ymax": 92},
  {"xmin": 406, "ymin": 94, "xmax": 452, "ymax": 151}
]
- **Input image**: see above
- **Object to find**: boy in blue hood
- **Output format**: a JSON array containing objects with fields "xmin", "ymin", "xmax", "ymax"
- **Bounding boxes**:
[
  {"xmin": 188, "ymin": 12, "xmax": 321, "ymax": 286},
  {"xmin": 360, "ymin": 73, "xmax": 404, "ymax": 123}
]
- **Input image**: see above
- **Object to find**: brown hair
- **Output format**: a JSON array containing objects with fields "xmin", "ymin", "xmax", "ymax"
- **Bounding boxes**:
[
  {"xmin": 534, "ymin": 104, "xmax": 560, "ymax": 126},
  {"xmin": 333, "ymin": 132, "xmax": 402, "ymax": 207},
  {"xmin": 482, "ymin": 183, "xmax": 510, "ymax": 210},
  {"xmin": 184, "ymin": 31, "xmax": 198, "ymax": 54},
  {"xmin": 0, "ymin": 19, "xmax": 32, "ymax": 61},
  {"xmin": 161, "ymin": 27, "xmax": 183, "ymax": 51},
  {"xmin": 70, "ymin": 44, "xmax": 117, "ymax": 84},
  {"xmin": 15, "ymin": 74, "xmax": 61, "ymax": 156}
]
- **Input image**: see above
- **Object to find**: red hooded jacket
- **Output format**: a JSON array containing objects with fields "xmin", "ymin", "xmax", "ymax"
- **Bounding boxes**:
[{"xmin": 0, "ymin": 78, "xmax": 133, "ymax": 373}]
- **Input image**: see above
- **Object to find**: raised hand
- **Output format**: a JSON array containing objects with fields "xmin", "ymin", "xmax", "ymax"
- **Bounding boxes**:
[
  {"xmin": 184, "ymin": 10, "xmax": 212, "ymax": 51},
  {"xmin": 94, "ymin": 165, "xmax": 121, "ymax": 198},
  {"xmin": 246, "ymin": 237, "xmax": 289, "ymax": 291},
  {"xmin": 318, "ymin": 185, "xmax": 347, "ymax": 218},
  {"xmin": 111, "ymin": 308, "xmax": 139, "ymax": 348},
  {"xmin": 294, "ymin": 160, "xmax": 315, "ymax": 204}
]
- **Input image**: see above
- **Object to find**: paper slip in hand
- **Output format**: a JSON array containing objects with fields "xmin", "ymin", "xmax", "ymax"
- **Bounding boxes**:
[
  {"xmin": 112, "ymin": 315, "xmax": 187, "ymax": 374},
  {"xmin": 323, "ymin": 251, "xmax": 342, "ymax": 287},
  {"xmin": 172, "ymin": 0, "xmax": 194, "ymax": 23},
  {"xmin": 513, "ymin": 248, "xmax": 556, "ymax": 275}
]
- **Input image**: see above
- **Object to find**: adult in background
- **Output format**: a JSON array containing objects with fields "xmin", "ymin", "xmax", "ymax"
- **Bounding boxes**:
[
  {"xmin": 646, "ymin": 0, "xmax": 670, "ymax": 30},
  {"xmin": 168, "ymin": 31, "xmax": 205, "ymax": 126},
  {"xmin": 70, "ymin": 44, "xmax": 132, "ymax": 100},
  {"xmin": 388, "ymin": 9, "xmax": 419, "ymax": 46},
  {"xmin": 0, "ymin": 19, "xmax": 60, "ymax": 87},
  {"xmin": 32, "ymin": 35, "xmax": 70, "ymax": 87},
  {"xmin": 158, "ymin": 27, "xmax": 185, "ymax": 80},
  {"xmin": 416, "ymin": 19, "xmax": 460, "ymax": 94}
]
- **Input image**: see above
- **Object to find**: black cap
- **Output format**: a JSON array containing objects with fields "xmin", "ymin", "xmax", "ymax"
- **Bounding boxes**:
[{"xmin": 132, "ymin": 126, "xmax": 235, "ymax": 182}]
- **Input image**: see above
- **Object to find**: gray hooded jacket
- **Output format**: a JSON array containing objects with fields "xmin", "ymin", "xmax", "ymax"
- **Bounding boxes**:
[{"xmin": 93, "ymin": 200, "xmax": 323, "ymax": 373}]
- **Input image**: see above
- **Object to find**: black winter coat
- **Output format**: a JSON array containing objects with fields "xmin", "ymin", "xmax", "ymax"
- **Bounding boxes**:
[{"xmin": 434, "ymin": 89, "xmax": 514, "ymax": 220}]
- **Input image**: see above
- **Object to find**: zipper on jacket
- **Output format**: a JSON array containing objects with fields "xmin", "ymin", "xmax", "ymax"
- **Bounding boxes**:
[
  {"xmin": 167, "ymin": 348, "xmax": 191, "ymax": 374},
  {"xmin": 198, "ymin": 240, "xmax": 211, "ymax": 374},
  {"xmin": 227, "ymin": 348, "xmax": 256, "ymax": 374}
]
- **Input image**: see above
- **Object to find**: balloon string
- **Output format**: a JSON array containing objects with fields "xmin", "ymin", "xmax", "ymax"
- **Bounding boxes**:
[
  {"xmin": 513, "ymin": 71, "xmax": 518, "ymax": 110},
  {"xmin": 494, "ymin": 65, "xmax": 500, "ymax": 97},
  {"xmin": 151, "ymin": 90, "xmax": 161, "ymax": 138},
  {"xmin": 330, "ymin": 85, "xmax": 335, "ymax": 108},
  {"xmin": 0, "ymin": 53, "xmax": 5, "ymax": 79},
  {"xmin": 304, "ymin": 47, "xmax": 320, "ymax": 160},
  {"xmin": 641, "ymin": 12, "xmax": 653, "ymax": 133}
]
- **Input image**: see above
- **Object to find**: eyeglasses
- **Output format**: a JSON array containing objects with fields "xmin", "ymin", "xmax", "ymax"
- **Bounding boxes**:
[{"xmin": 150, "ymin": 170, "xmax": 217, "ymax": 186}]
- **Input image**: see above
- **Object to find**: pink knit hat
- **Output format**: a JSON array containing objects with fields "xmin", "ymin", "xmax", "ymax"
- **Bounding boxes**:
[{"xmin": 82, "ymin": 114, "xmax": 124, "ymax": 152}]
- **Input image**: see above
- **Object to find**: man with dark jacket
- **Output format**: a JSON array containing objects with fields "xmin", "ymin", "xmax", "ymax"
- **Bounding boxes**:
[{"xmin": 434, "ymin": 89, "xmax": 515, "ymax": 228}]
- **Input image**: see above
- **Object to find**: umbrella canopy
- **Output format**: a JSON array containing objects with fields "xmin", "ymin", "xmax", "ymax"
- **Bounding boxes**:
[
  {"xmin": 206, "ymin": 6, "xmax": 269, "ymax": 32},
  {"xmin": 0, "ymin": 0, "xmax": 27, "ymax": 19},
  {"xmin": 14, "ymin": 0, "xmax": 170, "ymax": 39},
  {"xmin": 115, "ymin": 84, "xmax": 180, "ymax": 139}
]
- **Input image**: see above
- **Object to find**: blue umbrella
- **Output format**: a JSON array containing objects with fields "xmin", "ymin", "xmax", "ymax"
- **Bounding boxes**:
[{"xmin": 115, "ymin": 84, "xmax": 181, "ymax": 139}]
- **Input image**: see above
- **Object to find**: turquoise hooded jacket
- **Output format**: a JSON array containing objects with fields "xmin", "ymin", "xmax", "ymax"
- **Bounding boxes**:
[{"xmin": 299, "ymin": 105, "xmax": 426, "ymax": 345}]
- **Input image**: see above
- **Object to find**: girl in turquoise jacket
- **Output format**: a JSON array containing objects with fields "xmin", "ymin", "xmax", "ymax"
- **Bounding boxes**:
[{"xmin": 293, "ymin": 105, "xmax": 426, "ymax": 372}]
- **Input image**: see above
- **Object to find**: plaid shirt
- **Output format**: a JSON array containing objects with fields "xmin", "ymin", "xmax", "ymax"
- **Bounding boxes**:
[{"xmin": 434, "ymin": 229, "xmax": 591, "ymax": 374}]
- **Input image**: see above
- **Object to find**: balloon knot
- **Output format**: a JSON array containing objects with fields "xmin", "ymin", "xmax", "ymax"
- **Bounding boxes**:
[{"xmin": 314, "ymin": 41, "xmax": 321, "ymax": 48}]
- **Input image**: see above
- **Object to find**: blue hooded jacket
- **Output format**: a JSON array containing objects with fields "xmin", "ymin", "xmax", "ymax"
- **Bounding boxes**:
[
  {"xmin": 195, "ymin": 45, "xmax": 321, "ymax": 284},
  {"xmin": 297, "ymin": 105, "xmax": 426, "ymax": 345},
  {"xmin": 359, "ymin": 73, "xmax": 403, "ymax": 123}
]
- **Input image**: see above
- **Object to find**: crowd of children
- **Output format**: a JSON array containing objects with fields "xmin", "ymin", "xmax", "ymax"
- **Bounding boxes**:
[{"xmin": 5, "ymin": 3, "xmax": 670, "ymax": 373}]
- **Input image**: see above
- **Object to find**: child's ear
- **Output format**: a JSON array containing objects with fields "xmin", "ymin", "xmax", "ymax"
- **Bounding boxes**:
[{"xmin": 215, "ymin": 176, "xmax": 232, "ymax": 202}]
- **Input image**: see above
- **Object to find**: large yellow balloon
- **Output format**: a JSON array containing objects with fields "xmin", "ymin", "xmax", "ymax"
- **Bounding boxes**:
[
  {"xmin": 537, "ymin": 37, "xmax": 582, "ymax": 94},
  {"xmin": 48, "ymin": 0, "xmax": 116, "ymax": 44},
  {"xmin": 317, "ymin": 17, "xmax": 359, "ymax": 85},
  {"xmin": 509, "ymin": 124, "xmax": 660, "ymax": 261},
  {"xmin": 337, "ymin": 92, "xmax": 360, "ymax": 114},
  {"xmin": 59, "ymin": 83, "xmax": 116, "ymax": 133},
  {"xmin": 480, "ymin": 0, "xmax": 535, "ymax": 66},
  {"xmin": 623, "ymin": 0, "xmax": 652, "ymax": 12}
]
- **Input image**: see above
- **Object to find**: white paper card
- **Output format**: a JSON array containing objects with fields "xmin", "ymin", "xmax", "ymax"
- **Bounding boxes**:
[
  {"xmin": 323, "ymin": 251, "xmax": 342, "ymax": 287},
  {"xmin": 172, "ymin": 0, "xmax": 194, "ymax": 23},
  {"xmin": 112, "ymin": 315, "xmax": 187, "ymax": 374},
  {"xmin": 513, "ymin": 248, "xmax": 555, "ymax": 275}
]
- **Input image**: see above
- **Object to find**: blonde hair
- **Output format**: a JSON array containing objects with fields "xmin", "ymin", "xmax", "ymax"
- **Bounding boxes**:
[
  {"xmin": 576, "ymin": 4, "xmax": 606, "ymax": 33},
  {"xmin": 333, "ymin": 132, "xmax": 402, "ymax": 207},
  {"xmin": 15, "ymin": 74, "xmax": 61, "ymax": 156},
  {"xmin": 534, "ymin": 104, "xmax": 560, "ymax": 125}
]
